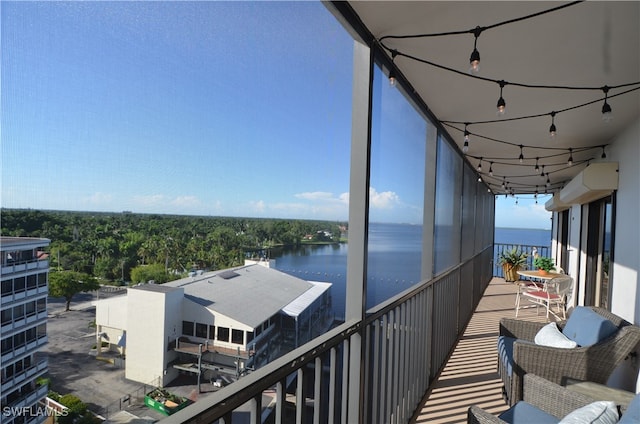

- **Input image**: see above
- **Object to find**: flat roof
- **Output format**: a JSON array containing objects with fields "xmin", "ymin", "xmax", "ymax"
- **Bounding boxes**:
[
  {"xmin": 1, "ymin": 236, "xmax": 51, "ymax": 249},
  {"xmin": 165, "ymin": 264, "xmax": 315, "ymax": 329},
  {"xmin": 130, "ymin": 283, "xmax": 181, "ymax": 294},
  {"xmin": 282, "ymin": 281, "xmax": 332, "ymax": 318}
]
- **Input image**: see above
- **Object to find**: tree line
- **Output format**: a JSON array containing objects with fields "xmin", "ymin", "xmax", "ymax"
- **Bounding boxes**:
[{"xmin": 2, "ymin": 209, "xmax": 345, "ymax": 285}]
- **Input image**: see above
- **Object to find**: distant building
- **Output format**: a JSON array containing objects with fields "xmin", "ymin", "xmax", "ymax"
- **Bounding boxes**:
[
  {"xmin": 1, "ymin": 237, "xmax": 51, "ymax": 424},
  {"xmin": 95, "ymin": 259, "xmax": 332, "ymax": 387}
]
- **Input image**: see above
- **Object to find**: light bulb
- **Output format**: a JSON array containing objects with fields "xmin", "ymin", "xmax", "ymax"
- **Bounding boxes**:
[
  {"xmin": 469, "ymin": 49, "xmax": 480, "ymax": 74},
  {"xmin": 463, "ymin": 141, "xmax": 469, "ymax": 153},
  {"xmin": 549, "ymin": 123, "xmax": 556, "ymax": 139},
  {"xmin": 389, "ymin": 76, "xmax": 396, "ymax": 87},
  {"xmin": 602, "ymin": 102, "xmax": 613, "ymax": 123},
  {"xmin": 497, "ymin": 97, "xmax": 506, "ymax": 116}
]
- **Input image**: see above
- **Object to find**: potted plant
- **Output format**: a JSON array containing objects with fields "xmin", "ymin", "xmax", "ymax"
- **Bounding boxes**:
[
  {"xmin": 533, "ymin": 256, "xmax": 556, "ymax": 276},
  {"xmin": 498, "ymin": 247, "xmax": 528, "ymax": 282}
]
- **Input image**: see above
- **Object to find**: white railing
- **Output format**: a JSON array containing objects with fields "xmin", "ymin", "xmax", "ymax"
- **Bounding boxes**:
[{"xmin": 163, "ymin": 247, "xmax": 493, "ymax": 423}]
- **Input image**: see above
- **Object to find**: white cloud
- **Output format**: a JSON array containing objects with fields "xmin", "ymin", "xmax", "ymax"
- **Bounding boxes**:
[
  {"xmin": 250, "ymin": 200, "xmax": 266, "ymax": 213},
  {"xmin": 369, "ymin": 187, "xmax": 400, "ymax": 209},
  {"xmin": 294, "ymin": 191, "xmax": 349, "ymax": 206},
  {"xmin": 295, "ymin": 191, "xmax": 335, "ymax": 200},
  {"xmin": 171, "ymin": 195, "xmax": 201, "ymax": 208},
  {"xmin": 84, "ymin": 192, "xmax": 113, "ymax": 205},
  {"xmin": 132, "ymin": 194, "xmax": 166, "ymax": 206}
]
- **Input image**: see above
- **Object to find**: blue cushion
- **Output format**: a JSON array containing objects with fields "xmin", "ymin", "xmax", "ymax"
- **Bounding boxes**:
[
  {"xmin": 618, "ymin": 393, "xmax": 640, "ymax": 424},
  {"xmin": 562, "ymin": 307, "xmax": 618, "ymax": 346},
  {"xmin": 498, "ymin": 336, "xmax": 516, "ymax": 376},
  {"xmin": 498, "ymin": 401, "xmax": 559, "ymax": 424},
  {"xmin": 498, "ymin": 336, "xmax": 535, "ymax": 376}
]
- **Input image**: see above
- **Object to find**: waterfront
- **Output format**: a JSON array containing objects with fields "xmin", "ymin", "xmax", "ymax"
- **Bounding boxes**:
[{"xmin": 271, "ymin": 224, "xmax": 551, "ymax": 320}]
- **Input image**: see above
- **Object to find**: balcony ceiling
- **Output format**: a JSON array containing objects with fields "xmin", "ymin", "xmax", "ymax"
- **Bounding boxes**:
[{"xmin": 347, "ymin": 1, "xmax": 640, "ymax": 195}]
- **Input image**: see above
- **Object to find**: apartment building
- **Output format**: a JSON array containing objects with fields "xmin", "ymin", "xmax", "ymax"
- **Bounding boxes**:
[{"xmin": 1, "ymin": 237, "xmax": 50, "ymax": 424}]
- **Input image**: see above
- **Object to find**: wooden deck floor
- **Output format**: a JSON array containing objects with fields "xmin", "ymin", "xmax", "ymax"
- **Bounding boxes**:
[{"xmin": 411, "ymin": 277, "xmax": 555, "ymax": 423}]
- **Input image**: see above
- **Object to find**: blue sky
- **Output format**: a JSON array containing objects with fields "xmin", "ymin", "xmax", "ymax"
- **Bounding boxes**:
[{"xmin": 1, "ymin": 1, "xmax": 551, "ymax": 229}]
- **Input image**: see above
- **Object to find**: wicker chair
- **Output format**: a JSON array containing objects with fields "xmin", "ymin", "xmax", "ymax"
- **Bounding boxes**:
[
  {"xmin": 498, "ymin": 306, "xmax": 640, "ymax": 406},
  {"xmin": 468, "ymin": 374, "xmax": 596, "ymax": 424}
]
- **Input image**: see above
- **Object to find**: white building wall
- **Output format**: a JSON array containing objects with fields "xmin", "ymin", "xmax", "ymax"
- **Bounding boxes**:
[
  {"xmin": 606, "ymin": 118, "xmax": 640, "ymax": 392},
  {"xmin": 161, "ymin": 288, "xmax": 183, "ymax": 386},
  {"xmin": 96, "ymin": 296, "xmax": 128, "ymax": 329},
  {"xmin": 125, "ymin": 286, "xmax": 183, "ymax": 386},
  {"xmin": 609, "ymin": 118, "xmax": 640, "ymax": 324}
]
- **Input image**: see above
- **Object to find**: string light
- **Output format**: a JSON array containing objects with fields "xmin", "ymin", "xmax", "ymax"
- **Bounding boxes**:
[
  {"xmin": 389, "ymin": 50, "xmax": 398, "ymax": 87},
  {"xmin": 377, "ymin": 2, "xmax": 633, "ymax": 196},
  {"xmin": 549, "ymin": 112, "xmax": 557, "ymax": 139},
  {"xmin": 463, "ymin": 123, "xmax": 470, "ymax": 152},
  {"xmin": 601, "ymin": 86, "xmax": 612, "ymax": 123},
  {"xmin": 518, "ymin": 145, "xmax": 524, "ymax": 163},
  {"xmin": 469, "ymin": 26, "xmax": 482, "ymax": 74},
  {"xmin": 497, "ymin": 80, "xmax": 506, "ymax": 116}
]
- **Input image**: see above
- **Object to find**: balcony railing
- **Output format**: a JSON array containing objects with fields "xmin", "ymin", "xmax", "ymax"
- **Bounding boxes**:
[
  {"xmin": 164, "ymin": 246, "xmax": 493, "ymax": 423},
  {"xmin": 493, "ymin": 243, "xmax": 551, "ymax": 279},
  {"xmin": 1, "ymin": 259, "xmax": 49, "ymax": 276}
]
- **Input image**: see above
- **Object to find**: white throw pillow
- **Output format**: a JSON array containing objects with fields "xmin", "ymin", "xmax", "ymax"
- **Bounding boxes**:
[
  {"xmin": 534, "ymin": 322, "xmax": 578, "ymax": 348},
  {"xmin": 559, "ymin": 401, "xmax": 619, "ymax": 424}
]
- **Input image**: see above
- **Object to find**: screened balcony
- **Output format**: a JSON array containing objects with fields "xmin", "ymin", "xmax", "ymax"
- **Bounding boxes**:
[{"xmin": 160, "ymin": 1, "xmax": 638, "ymax": 423}]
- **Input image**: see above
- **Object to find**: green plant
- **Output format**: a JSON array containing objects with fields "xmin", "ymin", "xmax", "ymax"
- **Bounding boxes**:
[
  {"xmin": 498, "ymin": 247, "xmax": 528, "ymax": 268},
  {"xmin": 534, "ymin": 256, "xmax": 556, "ymax": 272}
]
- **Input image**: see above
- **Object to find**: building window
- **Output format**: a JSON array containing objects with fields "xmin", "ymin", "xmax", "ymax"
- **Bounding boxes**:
[
  {"xmin": 208, "ymin": 325, "xmax": 215, "ymax": 340},
  {"xmin": 36, "ymin": 323, "xmax": 46, "ymax": 338},
  {"xmin": 37, "ymin": 298, "xmax": 46, "ymax": 313},
  {"xmin": 182, "ymin": 321, "xmax": 194, "ymax": 336},
  {"xmin": 1, "ymin": 279, "xmax": 12, "ymax": 296},
  {"xmin": 1, "ymin": 309, "xmax": 11, "ymax": 325},
  {"xmin": 5, "ymin": 363, "xmax": 14, "ymax": 378},
  {"xmin": 14, "ymin": 277, "xmax": 25, "ymax": 293},
  {"xmin": 38, "ymin": 273, "xmax": 47, "ymax": 287},
  {"xmin": 195, "ymin": 323, "xmax": 208, "ymax": 338},
  {"xmin": 231, "ymin": 329, "xmax": 243, "ymax": 345},
  {"xmin": 1, "ymin": 337, "xmax": 13, "ymax": 354},
  {"xmin": 13, "ymin": 304, "xmax": 24, "ymax": 320},
  {"xmin": 217, "ymin": 326, "xmax": 229, "ymax": 342},
  {"xmin": 14, "ymin": 332, "xmax": 25, "ymax": 348},
  {"xmin": 26, "ymin": 301, "xmax": 36, "ymax": 317},
  {"xmin": 27, "ymin": 274, "xmax": 37, "ymax": 290},
  {"xmin": 246, "ymin": 331, "xmax": 254, "ymax": 344}
]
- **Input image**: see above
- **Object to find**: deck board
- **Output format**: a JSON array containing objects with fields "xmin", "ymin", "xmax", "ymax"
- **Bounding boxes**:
[{"xmin": 411, "ymin": 278, "xmax": 553, "ymax": 423}]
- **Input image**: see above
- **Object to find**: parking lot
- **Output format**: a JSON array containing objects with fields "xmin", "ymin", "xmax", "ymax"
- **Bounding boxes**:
[
  {"xmin": 45, "ymin": 290, "xmax": 166, "ymax": 421},
  {"xmin": 45, "ymin": 289, "xmax": 270, "ymax": 423}
]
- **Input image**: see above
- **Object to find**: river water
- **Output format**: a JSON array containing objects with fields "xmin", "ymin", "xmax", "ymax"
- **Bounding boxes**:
[{"xmin": 270, "ymin": 224, "xmax": 552, "ymax": 320}]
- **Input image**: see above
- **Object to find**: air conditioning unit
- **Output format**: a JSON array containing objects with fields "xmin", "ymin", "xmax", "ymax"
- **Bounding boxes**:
[
  {"xmin": 544, "ymin": 193, "xmax": 570, "ymax": 212},
  {"xmin": 559, "ymin": 162, "xmax": 618, "ymax": 205}
]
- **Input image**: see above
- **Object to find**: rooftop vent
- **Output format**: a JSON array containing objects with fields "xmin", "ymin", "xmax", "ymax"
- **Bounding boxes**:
[{"xmin": 218, "ymin": 270, "xmax": 240, "ymax": 280}]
